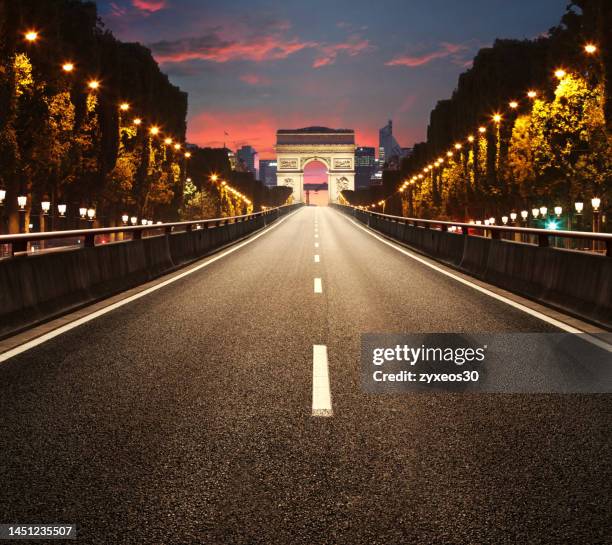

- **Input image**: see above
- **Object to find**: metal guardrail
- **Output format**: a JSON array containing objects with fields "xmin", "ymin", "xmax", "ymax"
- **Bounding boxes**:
[
  {"xmin": 0, "ymin": 205, "xmax": 294, "ymax": 258},
  {"xmin": 338, "ymin": 205, "xmax": 612, "ymax": 257}
]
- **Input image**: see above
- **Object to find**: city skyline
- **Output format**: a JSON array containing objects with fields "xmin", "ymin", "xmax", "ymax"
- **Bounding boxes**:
[{"xmin": 96, "ymin": 0, "xmax": 567, "ymax": 158}]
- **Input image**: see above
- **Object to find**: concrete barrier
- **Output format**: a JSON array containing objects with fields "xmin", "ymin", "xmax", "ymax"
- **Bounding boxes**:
[
  {"xmin": 0, "ymin": 205, "xmax": 300, "ymax": 339},
  {"xmin": 333, "ymin": 204, "xmax": 611, "ymax": 329}
]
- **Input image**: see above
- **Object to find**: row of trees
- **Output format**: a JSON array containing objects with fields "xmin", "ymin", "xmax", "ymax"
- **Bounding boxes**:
[
  {"xmin": 345, "ymin": 0, "xmax": 611, "ymax": 228},
  {"xmin": 0, "ymin": 0, "xmax": 290, "ymax": 234}
]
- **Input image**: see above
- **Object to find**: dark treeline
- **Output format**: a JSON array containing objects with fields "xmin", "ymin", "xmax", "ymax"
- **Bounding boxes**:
[
  {"xmin": 0, "ymin": 0, "xmax": 189, "ymax": 232},
  {"xmin": 346, "ymin": 0, "xmax": 611, "ymax": 229}
]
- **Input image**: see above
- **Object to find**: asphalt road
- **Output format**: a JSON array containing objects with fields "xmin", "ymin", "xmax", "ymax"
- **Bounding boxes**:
[{"xmin": 0, "ymin": 206, "xmax": 610, "ymax": 544}]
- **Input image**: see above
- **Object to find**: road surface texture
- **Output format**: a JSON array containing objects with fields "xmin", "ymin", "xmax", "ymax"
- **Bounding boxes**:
[{"xmin": 1, "ymin": 206, "xmax": 610, "ymax": 544}]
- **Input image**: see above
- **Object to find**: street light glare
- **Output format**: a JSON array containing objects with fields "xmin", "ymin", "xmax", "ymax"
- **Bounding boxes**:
[
  {"xmin": 149, "ymin": 126, "xmax": 160, "ymax": 135},
  {"xmin": 584, "ymin": 43, "xmax": 597, "ymax": 54},
  {"xmin": 133, "ymin": 118, "xmax": 142, "ymax": 126},
  {"xmin": 493, "ymin": 114, "xmax": 502, "ymax": 123},
  {"xmin": 184, "ymin": 152, "xmax": 192, "ymax": 158},
  {"xmin": 174, "ymin": 143, "xmax": 181, "ymax": 150},
  {"xmin": 164, "ymin": 137, "xmax": 173, "ymax": 145},
  {"xmin": 119, "ymin": 103, "xmax": 130, "ymax": 111},
  {"xmin": 509, "ymin": 101, "xmax": 518, "ymax": 109},
  {"xmin": 527, "ymin": 90, "xmax": 537, "ymax": 99},
  {"xmin": 88, "ymin": 80, "xmax": 100, "ymax": 90},
  {"xmin": 25, "ymin": 30, "xmax": 38, "ymax": 42},
  {"xmin": 554, "ymin": 68, "xmax": 567, "ymax": 79},
  {"xmin": 62, "ymin": 62, "xmax": 74, "ymax": 72},
  {"xmin": 478, "ymin": 126, "xmax": 486, "ymax": 133}
]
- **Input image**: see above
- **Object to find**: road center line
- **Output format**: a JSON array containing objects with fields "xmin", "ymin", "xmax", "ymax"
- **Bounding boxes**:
[
  {"xmin": 0, "ymin": 208, "xmax": 303, "ymax": 364},
  {"xmin": 314, "ymin": 242, "xmax": 319, "ymax": 248},
  {"xmin": 314, "ymin": 255, "xmax": 320, "ymax": 263},
  {"xmin": 314, "ymin": 278, "xmax": 323, "ymax": 293},
  {"xmin": 312, "ymin": 344, "xmax": 332, "ymax": 417}
]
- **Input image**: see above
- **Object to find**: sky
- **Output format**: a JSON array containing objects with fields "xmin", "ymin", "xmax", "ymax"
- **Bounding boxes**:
[{"xmin": 97, "ymin": 0, "xmax": 568, "ymax": 159}]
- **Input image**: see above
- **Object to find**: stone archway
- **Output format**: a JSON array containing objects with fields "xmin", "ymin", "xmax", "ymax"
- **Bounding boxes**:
[{"xmin": 275, "ymin": 127, "xmax": 355, "ymax": 203}]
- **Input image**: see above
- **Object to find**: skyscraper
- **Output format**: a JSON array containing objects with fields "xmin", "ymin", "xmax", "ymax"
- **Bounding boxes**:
[
  {"xmin": 237, "ymin": 145, "xmax": 258, "ymax": 176},
  {"xmin": 259, "ymin": 160, "xmax": 277, "ymax": 186},
  {"xmin": 378, "ymin": 120, "xmax": 403, "ymax": 167},
  {"xmin": 354, "ymin": 147, "xmax": 376, "ymax": 190}
]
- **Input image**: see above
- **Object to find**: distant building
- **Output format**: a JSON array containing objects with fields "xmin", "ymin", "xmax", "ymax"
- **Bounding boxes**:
[
  {"xmin": 237, "ymin": 145, "xmax": 257, "ymax": 176},
  {"xmin": 225, "ymin": 148, "xmax": 237, "ymax": 170},
  {"xmin": 259, "ymin": 160, "xmax": 277, "ymax": 186},
  {"xmin": 378, "ymin": 119, "xmax": 403, "ymax": 169},
  {"xmin": 370, "ymin": 170, "xmax": 383, "ymax": 186},
  {"xmin": 355, "ymin": 146, "xmax": 376, "ymax": 190}
]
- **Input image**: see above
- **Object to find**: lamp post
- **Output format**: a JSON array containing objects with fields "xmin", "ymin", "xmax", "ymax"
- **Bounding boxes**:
[
  {"xmin": 591, "ymin": 197, "xmax": 601, "ymax": 252},
  {"xmin": 17, "ymin": 195, "xmax": 27, "ymax": 233}
]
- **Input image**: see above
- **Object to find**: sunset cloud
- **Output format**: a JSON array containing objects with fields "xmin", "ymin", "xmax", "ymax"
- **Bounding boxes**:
[
  {"xmin": 313, "ymin": 38, "xmax": 371, "ymax": 68},
  {"xmin": 385, "ymin": 42, "xmax": 468, "ymax": 67},
  {"xmin": 239, "ymin": 73, "xmax": 271, "ymax": 86},
  {"xmin": 132, "ymin": 0, "xmax": 166, "ymax": 12}
]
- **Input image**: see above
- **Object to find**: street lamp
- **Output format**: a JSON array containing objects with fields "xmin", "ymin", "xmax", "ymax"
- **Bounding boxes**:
[
  {"xmin": 87, "ymin": 208, "xmax": 96, "ymax": 221},
  {"xmin": 510, "ymin": 212, "xmax": 517, "ymax": 222},
  {"xmin": 164, "ymin": 137, "xmax": 173, "ymax": 145},
  {"xmin": 478, "ymin": 126, "xmax": 486, "ymax": 134},
  {"xmin": 539, "ymin": 206, "xmax": 548, "ymax": 217},
  {"xmin": 149, "ymin": 126, "xmax": 160, "ymax": 136},
  {"xmin": 531, "ymin": 208, "xmax": 539, "ymax": 219},
  {"xmin": 591, "ymin": 197, "xmax": 601, "ymax": 235},
  {"xmin": 554, "ymin": 69, "xmax": 567, "ymax": 80},
  {"xmin": 521, "ymin": 210, "xmax": 528, "ymax": 221},
  {"xmin": 130, "ymin": 216, "xmax": 137, "ymax": 225},
  {"xmin": 133, "ymin": 118, "xmax": 142, "ymax": 126},
  {"xmin": 527, "ymin": 90, "xmax": 537, "ymax": 99},
  {"xmin": 119, "ymin": 103, "xmax": 130, "ymax": 112},
  {"xmin": 509, "ymin": 101, "xmax": 518, "ymax": 109},
  {"xmin": 574, "ymin": 201, "xmax": 584, "ymax": 214},
  {"xmin": 584, "ymin": 43, "xmax": 597, "ymax": 54},
  {"xmin": 41, "ymin": 201, "xmax": 51, "ymax": 215},
  {"xmin": 141, "ymin": 219, "xmax": 148, "ymax": 225},
  {"xmin": 184, "ymin": 152, "xmax": 191, "ymax": 158},
  {"xmin": 88, "ymin": 80, "xmax": 100, "ymax": 90},
  {"xmin": 591, "ymin": 197, "xmax": 601, "ymax": 211},
  {"xmin": 174, "ymin": 143, "xmax": 181, "ymax": 150},
  {"xmin": 0, "ymin": 189, "xmax": 6, "ymax": 204},
  {"xmin": 492, "ymin": 114, "xmax": 502, "ymax": 123},
  {"xmin": 24, "ymin": 30, "xmax": 38, "ymax": 42},
  {"xmin": 121, "ymin": 214, "xmax": 129, "ymax": 225},
  {"xmin": 58, "ymin": 204, "xmax": 67, "ymax": 217},
  {"xmin": 502, "ymin": 216, "xmax": 508, "ymax": 225},
  {"xmin": 62, "ymin": 62, "xmax": 74, "ymax": 73},
  {"xmin": 79, "ymin": 207, "xmax": 87, "ymax": 219},
  {"xmin": 489, "ymin": 217, "xmax": 496, "ymax": 225},
  {"xmin": 554, "ymin": 206, "xmax": 562, "ymax": 217},
  {"xmin": 17, "ymin": 195, "xmax": 27, "ymax": 210}
]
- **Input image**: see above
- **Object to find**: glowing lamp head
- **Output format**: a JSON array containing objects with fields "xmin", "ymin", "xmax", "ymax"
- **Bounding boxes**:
[
  {"xmin": 478, "ymin": 126, "xmax": 486, "ymax": 134},
  {"xmin": 119, "ymin": 103, "xmax": 130, "ymax": 111},
  {"xmin": 130, "ymin": 216, "xmax": 137, "ymax": 225},
  {"xmin": 41, "ymin": 201, "xmax": 51, "ymax": 214},
  {"xmin": 502, "ymin": 216, "xmax": 508, "ymax": 225},
  {"xmin": 531, "ymin": 208, "xmax": 539, "ymax": 218},
  {"xmin": 510, "ymin": 212, "xmax": 517, "ymax": 221},
  {"xmin": 17, "ymin": 195, "xmax": 27, "ymax": 209},
  {"xmin": 186, "ymin": 177, "xmax": 191, "ymax": 182},
  {"xmin": 149, "ymin": 126, "xmax": 160, "ymax": 136},
  {"xmin": 174, "ymin": 143, "xmax": 181, "ymax": 150},
  {"xmin": 164, "ymin": 137, "xmax": 173, "ymax": 145},
  {"xmin": 546, "ymin": 220, "xmax": 558, "ymax": 230},
  {"xmin": 58, "ymin": 204, "xmax": 67, "ymax": 216},
  {"xmin": 210, "ymin": 174, "xmax": 218, "ymax": 182},
  {"xmin": 62, "ymin": 62, "xmax": 74, "ymax": 73},
  {"xmin": 521, "ymin": 210, "xmax": 528, "ymax": 220},
  {"xmin": 446, "ymin": 151, "xmax": 453, "ymax": 157},
  {"xmin": 87, "ymin": 208, "xmax": 96, "ymax": 220},
  {"xmin": 574, "ymin": 201, "xmax": 584, "ymax": 214},
  {"xmin": 591, "ymin": 197, "xmax": 601, "ymax": 211},
  {"xmin": 554, "ymin": 69, "xmax": 566, "ymax": 80},
  {"xmin": 527, "ymin": 90, "xmax": 537, "ymax": 99},
  {"xmin": 88, "ymin": 80, "xmax": 100, "ymax": 90},
  {"xmin": 554, "ymin": 206, "xmax": 562, "ymax": 217},
  {"xmin": 489, "ymin": 217, "xmax": 496, "ymax": 224},
  {"xmin": 509, "ymin": 101, "xmax": 518, "ymax": 109},
  {"xmin": 584, "ymin": 44, "xmax": 597, "ymax": 54},
  {"xmin": 184, "ymin": 152, "xmax": 191, "ymax": 158},
  {"xmin": 493, "ymin": 114, "xmax": 502, "ymax": 123},
  {"xmin": 0, "ymin": 189, "xmax": 6, "ymax": 203},
  {"xmin": 121, "ymin": 214, "xmax": 129, "ymax": 224},
  {"xmin": 454, "ymin": 143, "xmax": 462, "ymax": 150},
  {"xmin": 539, "ymin": 206, "xmax": 548, "ymax": 216},
  {"xmin": 467, "ymin": 135, "xmax": 474, "ymax": 143},
  {"xmin": 25, "ymin": 31, "xmax": 38, "ymax": 42},
  {"xmin": 133, "ymin": 118, "xmax": 142, "ymax": 126},
  {"xmin": 141, "ymin": 219, "xmax": 148, "ymax": 225},
  {"xmin": 79, "ymin": 207, "xmax": 87, "ymax": 218}
]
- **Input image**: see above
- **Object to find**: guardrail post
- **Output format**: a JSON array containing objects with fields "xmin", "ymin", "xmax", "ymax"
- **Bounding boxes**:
[
  {"xmin": 537, "ymin": 233, "xmax": 549, "ymax": 248},
  {"xmin": 84, "ymin": 232, "xmax": 95, "ymax": 248}
]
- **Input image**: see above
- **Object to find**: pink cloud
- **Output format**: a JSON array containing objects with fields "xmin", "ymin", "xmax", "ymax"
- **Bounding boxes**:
[
  {"xmin": 151, "ymin": 33, "xmax": 316, "ymax": 64},
  {"xmin": 313, "ymin": 38, "xmax": 371, "ymax": 68},
  {"xmin": 239, "ymin": 73, "xmax": 271, "ymax": 86},
  {"xmin": 132, "ymin": 0, "xmax": 167, "ymax": 12},
  {"xmin": 385, "ymin": 42, "xmax": 468, "ymax": 67}
]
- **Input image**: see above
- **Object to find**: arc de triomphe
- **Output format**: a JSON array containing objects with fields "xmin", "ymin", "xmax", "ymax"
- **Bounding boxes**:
[{"xmin": 275, "ymin": 127, "xmax": 355, "ymax": 203}]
